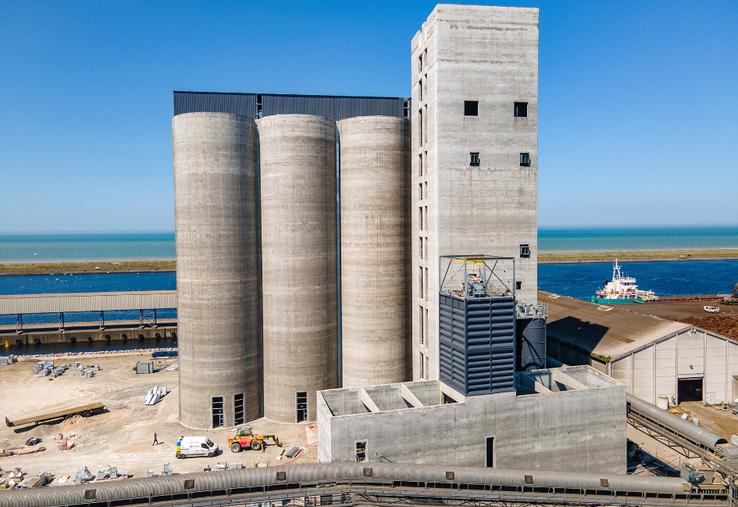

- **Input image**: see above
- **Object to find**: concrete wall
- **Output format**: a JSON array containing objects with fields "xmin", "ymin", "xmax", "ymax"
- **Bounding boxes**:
[
  {"xmin": 610, "ymin": 327, "xmax": 738, "ymax": 405},
  {"xmin": 259, "ymin": 114, "xmax": 339, "ymax": 423},
  {"xmin": 318, "ymin": 379, "xmax": 625, "ymax": 473},
  {"xmin": 411, "ymin": 5, "xmax": 539, "ymax": 382},
  {"xmin": 173, "ymin": 112, "xmax": 261, "ymax": 429},
  {"xmin": 338, "ymin": 116, "xmax": 411, "ymax": 388}
]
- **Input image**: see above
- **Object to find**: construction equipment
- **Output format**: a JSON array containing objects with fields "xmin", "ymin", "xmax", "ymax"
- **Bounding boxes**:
[
  {"xmin": 227, "ymin": 428, "xmax": 281, "ymax": 452},
  {"xmin": 722, "ymin": 283, "xmax": 738, "ymax": 305},
  {"xmin": 5, "ymin": 402, "xmax": 105, "ymax": 428}
]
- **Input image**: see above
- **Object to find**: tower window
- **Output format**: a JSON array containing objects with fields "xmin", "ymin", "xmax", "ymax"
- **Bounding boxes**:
[
  {"xmin": 234, "ymin": 393, "xmax": 244, "ymax": 425},
  {"xmin": 355, "ymin": 441, "xmax": 367, "ymax": 462},
  {"xmin": 516, "ymin": 281, "xmax": 522, "ymax": 290},
  {"xmin": 464, "ymin": 101, "xmax": 478, "ymax": 116},
  {"xmin": 520, "ymin": 153, "xmax": 531, "ymax": 167},
  {"xmin": 514, "ymin": 102, "xmax": 528, "ymax": 118},
  {"xmin": 296, "ymin": 391, "xmax": 308, "ymax": 422},
  {"xmin": 470, "ymin": 152, "xmax": 480, "ymax": 166},
  {"xmin": 211, "ymin": 396, "xmax": 224, "ymax": 428},
  {"xmin": 520, "ymin": 244, "xmax": 531, "ymax": 258}
]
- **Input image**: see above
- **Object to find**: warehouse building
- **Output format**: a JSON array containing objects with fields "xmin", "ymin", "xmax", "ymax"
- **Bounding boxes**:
[
  {"xmin": 544, "ymin": 291, "xmax": 738, "ymax": 406},
  {"xmin": 317, "ymin": 365, "xmax": 626, "ymax": 474}
]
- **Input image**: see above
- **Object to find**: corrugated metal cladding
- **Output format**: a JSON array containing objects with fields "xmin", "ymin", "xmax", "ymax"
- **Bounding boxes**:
[
  {"xmin": 439, "ymin": 295, "xmax": 516, "ymax": 396},
  {"xmin": 0, "ymin": 290, "xmax": 177, "ymax": 315},
  {"xmin": 174, "ymin": 91, "xmax": 408, "ymax": 120},
  {"xmin": 174, "ymin": 92, "xmax": 258, "ymax": 117}
]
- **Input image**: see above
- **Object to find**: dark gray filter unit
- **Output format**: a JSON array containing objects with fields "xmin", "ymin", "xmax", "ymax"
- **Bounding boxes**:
[
  {"xmin": 516, "ymin": 317, "xmax": 547, "ymax": 371},
  {"xmin": 439, "ymin": 294, "xmax": 516, "ymax": 396}
]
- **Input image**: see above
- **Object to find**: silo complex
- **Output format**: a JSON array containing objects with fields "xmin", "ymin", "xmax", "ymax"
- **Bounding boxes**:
[
  {"xmin": 173, "ymin": 112, "xmax": 261, "ymax": 429},
  {"xmin": 258, "ymin": 114, "xmax": 339, "ymax": 423},
  {"xmin": 339, "ymin": 116, "xmax": 410, "ymax": 388}
]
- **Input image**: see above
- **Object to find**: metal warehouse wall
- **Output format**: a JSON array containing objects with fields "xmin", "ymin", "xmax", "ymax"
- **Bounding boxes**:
[
  {"xmin": 174, "ymin": 91, "xmax": 409, "ymax": 120},
  {"xmin": 610, "ymin": 327, "xmax": 738, "ymax": 405}
]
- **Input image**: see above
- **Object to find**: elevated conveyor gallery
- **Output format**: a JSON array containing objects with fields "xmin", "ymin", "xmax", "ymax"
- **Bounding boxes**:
[{"xmin": 0, "ymin": 463, "xmax": 725, "ymax": 507}]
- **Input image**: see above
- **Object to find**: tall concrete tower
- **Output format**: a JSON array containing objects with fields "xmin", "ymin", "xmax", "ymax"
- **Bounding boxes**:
[
  {"xmin": 173, "ymin": 112, "xmax": 261, "ymax": 429},
  {"xmin": 411, "ymin": 5, "xmax": 539, "ymax": 381}
]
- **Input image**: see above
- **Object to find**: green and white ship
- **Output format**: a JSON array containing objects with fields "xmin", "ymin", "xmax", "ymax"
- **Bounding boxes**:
[{"xmin": 591, "ymin": 260, "xmax": 658, "ymax": 304}]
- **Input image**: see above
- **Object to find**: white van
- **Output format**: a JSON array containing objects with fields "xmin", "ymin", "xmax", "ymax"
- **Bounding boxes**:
[{"xmin": 175, "ymin": 436, "xmax": 219, "ymax": 459}]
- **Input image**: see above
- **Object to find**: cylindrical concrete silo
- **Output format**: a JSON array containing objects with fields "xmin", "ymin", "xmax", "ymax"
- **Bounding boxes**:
[
  {"xmin": 173, "ymin": 112, "xmax": 261, "ymax": 429},
  {"xmin": 258, "ymin": 114, "xmax": 338, "ymax": 423},
  {"xmin": 339, "ymin": 116, "xmax": 410, "ymax": 388}
]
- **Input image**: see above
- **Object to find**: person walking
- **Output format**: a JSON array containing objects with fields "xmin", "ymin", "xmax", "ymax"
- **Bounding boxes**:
[{"xmin": 152, "ymin": 432, "xmax": 159, "ymax": 446}]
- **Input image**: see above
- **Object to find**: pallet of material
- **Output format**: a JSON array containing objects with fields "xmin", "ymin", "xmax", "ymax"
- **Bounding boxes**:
[{"xmin": 5, "ymin": 402, "xmax": 105, "ymax": 428}]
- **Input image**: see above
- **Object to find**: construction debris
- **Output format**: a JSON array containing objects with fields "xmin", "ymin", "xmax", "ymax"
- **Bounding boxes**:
[
  {"xmin": 25, "ymin": 437, "xmax": 41, "ymax": 446},
  {"xmin": 19, "ymin": 472, "xmax": 53, "ymax": 488},
  {"xmin": 74, "ymin": 466, "xmax": 94, "ymax": 484},
  {"xmin": 145, "ymin": 385, "xmax": 168, "ymax": 405},
  {"xmin": 0, "ymin": 355, "xmax": 17, "ymax": 366},
  {"xmin": 96, "ymin": 465, "xmax": 122, "ymax": 480},
  {"xmin": 163, "ymin": 364, "xmax": 179, "ymax": 372},
  {"xmin": 203, "ymin": 462, "xmax": 244, "ymax": 472},
  {"xmin": 135, "ymin": 360, "xmax": 155, "ymax": 374}
]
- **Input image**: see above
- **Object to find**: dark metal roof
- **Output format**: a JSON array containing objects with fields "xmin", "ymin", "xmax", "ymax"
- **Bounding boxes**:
[{"xmin": 173, "ymin": 91, "xmax": 409, "ymax": 120}]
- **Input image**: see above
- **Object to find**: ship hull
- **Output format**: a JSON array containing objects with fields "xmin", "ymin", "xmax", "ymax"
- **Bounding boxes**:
[{"xmin": 591, "ymin": 297, "xmax": 644, "ymax": 304}]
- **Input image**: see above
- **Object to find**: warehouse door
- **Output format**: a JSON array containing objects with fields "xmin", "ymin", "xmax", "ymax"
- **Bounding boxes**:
[{"xmin": 678, "ymin": 377, "xmax": 703, "ymax": 402}]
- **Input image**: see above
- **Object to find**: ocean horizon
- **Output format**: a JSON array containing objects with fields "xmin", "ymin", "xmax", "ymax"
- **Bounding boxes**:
[{"xmin": 0, "ymin": 226, "xmax": 737, "ymax": 262}]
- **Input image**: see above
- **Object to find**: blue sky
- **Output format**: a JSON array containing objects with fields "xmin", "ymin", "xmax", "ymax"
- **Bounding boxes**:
[{"xmin": 1, "ymin": 0, "xmax": 736, "ymax": 232}]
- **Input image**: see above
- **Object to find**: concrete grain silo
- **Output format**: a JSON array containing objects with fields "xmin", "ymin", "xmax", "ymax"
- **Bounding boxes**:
[
  {"xmin": 258, "ymin": 114, "xmax": 338, "ymax": 423},
  {"xmin": 173, "ymin": 112, "xmax": 261, "ymax": 429},
  {"xmin": 339, "ymin": 116, "xmax": 411, "ymax": 388}
]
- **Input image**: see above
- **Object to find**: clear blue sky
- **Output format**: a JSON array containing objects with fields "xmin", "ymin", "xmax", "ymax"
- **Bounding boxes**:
[{"xmin": 1, "ymin": 0, "xmax": 736, "ymax": 232}]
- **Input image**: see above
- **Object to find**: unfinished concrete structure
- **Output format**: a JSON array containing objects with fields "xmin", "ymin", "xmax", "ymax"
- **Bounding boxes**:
[
  {"xmin": 173, "ymin": 112, "xmax": 261, "ymax": 429},
  {"xmin": 259, "ymin": 114, "xmax": 339, "ymax": 423},
  {"xmin": 318, "ymin": 365, "xmax": 625, "ymax": 473},
  {"xmin": 411, "ymin": 5, "xmax": 539, "ymax": 381},
  {"xmin": 339, "ymin": 116, "xmax": 411, "ymax": 388}
]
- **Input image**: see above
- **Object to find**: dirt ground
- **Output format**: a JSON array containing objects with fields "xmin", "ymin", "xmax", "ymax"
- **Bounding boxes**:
[
  {"xmin": 626, "ymin": 300, "xmax": 738, "ymax": 341},
  {"xmin": 0, "ymin": 353, "xmax": 315, "ymax": 485},
  {"xmin": 678, "ymin": 402, "xmax": 738, "ymax": 441}
]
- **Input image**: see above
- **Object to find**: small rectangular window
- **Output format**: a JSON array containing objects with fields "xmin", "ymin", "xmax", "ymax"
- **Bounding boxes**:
[
  {"xmin": 424, "ymin": 308, "xmax": 428, "ymax": 343},
  {"xmin": 419, "ymin": 78, "xmax": 423, "ymax": 101},
  {"xmin": 234, "ymin": 393, "xmax": 244, "ymax": 426},
  {"xmin": 296, "ymin": 391, "xmax": 308, "ymax": 423},
  {"xmin": 419, "ymin": 305, "xmax": 425, "ymax": 345},
  {"xmin": 418, "ymin": 54, "xmax": 423, "ymax": 72},
  {"xmin": 419, "ymin": 267, "xmax": 424, "ymax": 298},
  {"xmin": 418, "ymin": 108, "xmax": 424, "ymax": 147},
  {"xmin": 419, "ymin": 352, "xmax": 425, "ymax": 379},
  {"xmin": 418, "ymin": 153, "xmax": 423, "ymax": 177},
  {"xmin": 520, "ymin": 153, "xmax": 531, "ymax": 167},
  {"xmin": 464, "ymin": 101, "xmax": 478, "ymax": 116},
  {"xmin": 486, "ymin": 437, "xmax": 495, "ymax": 467},
  {"xmin": 516, "ymin": 281, "xmax": 522, "ymax": 290},
  {"xmin": 520, "ymin": 244, "xmax": 531, "ymax": 258},
  {"xmin": 355, "ymin": 441, "xmax": 367, "ymax": 462},
  {"xmin": 419, "ymin": 183, "xmax": 423, "ymax": 201},
  {"xmin": 514, "ymin": 102, "xmax": 528, "ymax": 118},
  {"xmin": 211, "ymin": 396, "xmax": 224, "ymax": 428},
  {"xmin": 470, "ymin": 152, "xmax": 480, "ymax": 166},
  {"xmin": 424, "ymin": 267, "xmax": 428, "ymax": 300}
]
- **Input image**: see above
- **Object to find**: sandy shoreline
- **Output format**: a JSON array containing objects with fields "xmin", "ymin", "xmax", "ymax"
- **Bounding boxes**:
[{"xmin": 0, "ymin": 248, "xmax": 737, "ymax": 275}]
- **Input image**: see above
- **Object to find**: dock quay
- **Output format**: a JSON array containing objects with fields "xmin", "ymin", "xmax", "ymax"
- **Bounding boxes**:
[{"xmin": 0, "ymin": 290, "xmax": 177, "ymax": 348}]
